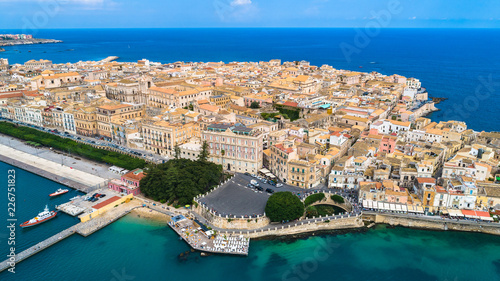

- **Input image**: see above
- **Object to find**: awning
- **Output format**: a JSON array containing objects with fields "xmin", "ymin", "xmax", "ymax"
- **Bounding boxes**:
[
  {"xmin": 402, "ymin": 205, "xmax": 408, "ymax": 212},
  {"xmin": 384, "ymin": 203, "xmax": 390, "ymax": 210},
  {"xmin": 395, "ymin": 204, "xmax": 402, "ymax": 211},
  {"xmin": 448, "ymin": 209, "xmax": 464, "ymax": 217},
  {"xmin": 414, "ymin": 206, "xmax": 424, "ymax": 213},
  {"xmin": 461, "ymin": 209, "xmax": 477, "ymax": 218},
  {"xmin": 390, "ymin": 204, "xmax": 396, "ymax": 211},
  {"xmin": 407, "ymin": 205, "xmax": 415, "ymax": 212},
  {"xmin": 362, "ymin": 200, "xmax": 368, "ymax": 208}
]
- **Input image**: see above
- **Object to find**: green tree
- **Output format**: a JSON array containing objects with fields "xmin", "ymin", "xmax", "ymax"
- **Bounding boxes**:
[
  {"xmin": 140, "ymin": 158, "xmax": 222, "ymax": 205},
  {"xmin": 174, "ymin": 144, "xmax": 181, "ymax": 159},
  {"xmin": 250, "ymin": 101, "xmax": 260, "ymax": 109},
  {"xmin": 331, "ymin": 195, "xmax": 345, "ymax": 204},
  {"xmin": 198, "ymin": 141, "xmax": 209, "ymax": 162},
  {"xmin": 304, "ymin": 193, "xmax": 325, "ymax": 206},
  {"xmin": 265, "ymin": 192, "xmax": 304, "ymax": 222}
]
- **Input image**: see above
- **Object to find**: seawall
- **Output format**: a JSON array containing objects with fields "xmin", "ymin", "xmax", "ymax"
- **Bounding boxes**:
[{"xmin": 363, "ymin": 213, "xmax": 500, "ymax": 236}]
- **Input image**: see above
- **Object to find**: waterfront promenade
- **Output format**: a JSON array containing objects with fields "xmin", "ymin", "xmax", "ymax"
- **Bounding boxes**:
[{"xmin": 0, "ymin": 143, "xmax": 108, "ymax": 193}]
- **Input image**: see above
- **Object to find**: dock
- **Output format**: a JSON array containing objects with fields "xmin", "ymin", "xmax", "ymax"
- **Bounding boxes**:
[
  {"xmin": 99, "ymin": 56, "xmax": 119, "ymax": 63},
  {"xmin": 168, "ymin": 215, "xmax": 249, "ymax": 256},
  {"xmin": 0, "ymin": 227, "xmax": 76, "ymax": 273},
  {"xmin": 0, "ymin": 200, "xmax": 143, "ymax": 273}
]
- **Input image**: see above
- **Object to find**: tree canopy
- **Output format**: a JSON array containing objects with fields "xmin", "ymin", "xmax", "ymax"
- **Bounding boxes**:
[
  {"xmin": 304, "ymin": 193, "xmax": 325, "ymax": 206},
  {"xmin": 140, "ymin": 158, "xmax": 222, "ymax": 206},
  {"xmin": 0, "ymin": 121, "xmax": 145, "ymax": 170},
  {"xmin": 265, "ymin": 192, "xmax": 304, "ymax": 222},
  {"xmin": 250, "ymin": 101, "xmax": 261, "ymax": 109}
]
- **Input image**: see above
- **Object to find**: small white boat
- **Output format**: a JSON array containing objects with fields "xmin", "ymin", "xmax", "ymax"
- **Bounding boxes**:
[{"xmin": 49, "ymin": 188, "xmax": 69, "ymax": 197}]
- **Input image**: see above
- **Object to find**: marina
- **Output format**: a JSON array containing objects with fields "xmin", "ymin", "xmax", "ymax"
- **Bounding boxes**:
[{"xmin": 55, "ymin": 188, "xmax": 122, "ymax": 217}]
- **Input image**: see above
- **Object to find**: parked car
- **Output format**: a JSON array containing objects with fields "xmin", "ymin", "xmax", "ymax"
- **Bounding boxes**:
[
  {"xmin": 276, "ymin": 183, "xmax": 283, "ymax": 188},
  {"xmin": 244, "ymin": 172, "xmax": 250, "ymax": 176},
  {"xmin": 266, "ymin": 188, "xmax": 274, "ymax": 194},
  {"xmin": 256, "ymin": 186, "xmax": 264, "ymax": 191}
]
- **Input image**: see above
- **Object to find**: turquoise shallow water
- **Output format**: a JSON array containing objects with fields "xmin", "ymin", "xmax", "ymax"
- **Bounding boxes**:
[
  {"xmin": 1, "ymin": 163, "xmax": 500, "ymax": 281},
  {"xmin": 2, "ymin": 215, "xmax": 500, "ymax": 281}
]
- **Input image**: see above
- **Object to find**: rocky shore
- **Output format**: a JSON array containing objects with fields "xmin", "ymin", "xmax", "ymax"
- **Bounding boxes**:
[
  {"xmin": 0, "ymin": 38, "xmax": 62, "ymax": 47},
  {"xmin": 430, "ymin": 97, "xmax": 448, "ymax": 104}
]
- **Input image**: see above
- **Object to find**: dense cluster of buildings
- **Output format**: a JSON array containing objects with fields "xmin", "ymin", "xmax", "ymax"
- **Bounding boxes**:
[
  {"xmin": 0, "ymin": 57, "xmax": 499, "ymax": 214},
  {"xmin": 0, "ymin": 34, "xmax": 33, "ymax": 40}
]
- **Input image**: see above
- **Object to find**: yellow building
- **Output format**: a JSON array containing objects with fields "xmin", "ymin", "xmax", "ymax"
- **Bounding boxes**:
[
  {"xmin": 142, "ymin": 120, "xmax": 200, "ymax": 157},
  {"xmin": 79, "ymin": 194, "xmax": 133, "ymax": 222}
]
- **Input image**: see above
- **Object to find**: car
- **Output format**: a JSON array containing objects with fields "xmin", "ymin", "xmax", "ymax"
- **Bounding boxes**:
[
  {"xmin": 269, "ymin": 182, "xmax": 276, "ymax": 186},
  {"xmin": 100, "ymin": 194, "xmax": 106, "ymax": 198},
  {"xmin": 266, "ymin": 188, "xmax": 274, "ymax": 194},
  {"xmin": 261, "ymin": 179, "xmax": 267, "ymax": 183},
  {"xmin": 276, "ymin": 183, "xmax": 283, "ymax": 188},
  {"xmin": 256, "ymin": 186, "xmax": 263, "ymax": 191},
  {"xmin": 244, "ymin": 172, "xmax": 250, "ymax": 176}
]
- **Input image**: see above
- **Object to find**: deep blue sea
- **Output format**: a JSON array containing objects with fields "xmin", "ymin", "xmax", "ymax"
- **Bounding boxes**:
[{"xmin": 0, "ymin": 28, "xmax": 499, "ymax": 131}]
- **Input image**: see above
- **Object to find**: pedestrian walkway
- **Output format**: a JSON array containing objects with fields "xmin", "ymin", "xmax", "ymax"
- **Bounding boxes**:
[{"xmin": 0, "ymin": 143, "xmax": 108, "ymax": 192}]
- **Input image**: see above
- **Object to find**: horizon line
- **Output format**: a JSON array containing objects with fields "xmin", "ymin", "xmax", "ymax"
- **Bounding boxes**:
[{"xmin": 2, "ymin": 27, "xmax": 500, "ymax": 30}]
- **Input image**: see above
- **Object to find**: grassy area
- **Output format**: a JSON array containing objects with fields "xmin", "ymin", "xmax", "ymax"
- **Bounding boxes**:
[
  {"xmin": 0, "ymin": 121, "xmax": 146, "ymax": 170},
  {"xmin": 305, "ymin": 205, "xmax": 345, "ymax": 218},
  {"xmin": 304, "ymin": 193, "xmax": 325, "ymax": 206}
]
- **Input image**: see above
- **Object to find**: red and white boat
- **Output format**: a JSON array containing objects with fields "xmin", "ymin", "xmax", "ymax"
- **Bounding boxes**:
[
  {"xmin": 49, "ymin": 188, "xmax": 69, "ymax": 197},
  {"xmin": 20, "ymin": 205, "xmax": 57, "ymax": 228}
]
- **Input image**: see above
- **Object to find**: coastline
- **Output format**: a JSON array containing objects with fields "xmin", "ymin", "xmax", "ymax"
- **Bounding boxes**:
[{"xmin": 0, "ymin": 38, "xmax": 62, "ymax": 47}]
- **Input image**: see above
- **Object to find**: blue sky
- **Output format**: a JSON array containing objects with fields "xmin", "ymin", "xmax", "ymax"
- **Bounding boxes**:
[{"xmin": 0, "ymin": 0, "xmax": 499, "ymax": 29}]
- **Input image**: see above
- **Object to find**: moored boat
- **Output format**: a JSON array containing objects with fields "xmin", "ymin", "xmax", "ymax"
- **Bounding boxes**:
[
  {"xmin": 20, "ymin": 205, "xmax": 57, "ymax": 228},
  {"xmin": 49, "ymin": 188, "xmax": 69, "ymax": 197}
]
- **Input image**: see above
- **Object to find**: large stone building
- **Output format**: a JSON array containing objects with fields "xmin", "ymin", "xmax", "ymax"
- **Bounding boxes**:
[
  {"xmin": 105, "ymin": 79, "xmax": 145, "ymax": 104},
  {"xmin": 142, "ymin": 120, "xmax": 200, "ymax": 157},
  {"xmin": 201, "ymin": 123, "xmax": 263, "ymax": 174}
]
